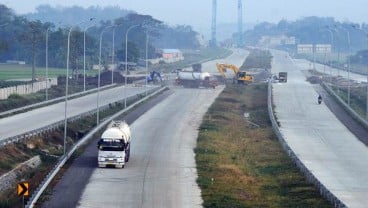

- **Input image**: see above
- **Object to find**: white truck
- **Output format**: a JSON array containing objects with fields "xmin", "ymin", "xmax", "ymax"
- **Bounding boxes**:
[
  {"xmin": 97, "ymin": 120, "xmax": 131, "ymax": 168},
  {"xmin": 176, "ymin": 71, "xmax": 216, "ymax": 88}
]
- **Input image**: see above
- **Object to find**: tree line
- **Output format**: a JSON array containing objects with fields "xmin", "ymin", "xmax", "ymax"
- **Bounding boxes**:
[{"xmin": 0, "ymin": 4, "xmax": 201, "ymax": 80}]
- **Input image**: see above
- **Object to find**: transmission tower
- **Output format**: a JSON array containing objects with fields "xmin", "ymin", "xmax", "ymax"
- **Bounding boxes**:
[
  {"xmin": 237, "ymin": 0, "xmax": 244, "ymax": 47},
  {"xmin": 210, "ymin": 0, "xmax": 217, "ymax": 47}
]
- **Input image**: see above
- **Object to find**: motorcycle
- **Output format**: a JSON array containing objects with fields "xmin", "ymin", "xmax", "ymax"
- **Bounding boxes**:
[{"xmin": 318, "ymin": 95, "xmax": 322, "ymax": 104}]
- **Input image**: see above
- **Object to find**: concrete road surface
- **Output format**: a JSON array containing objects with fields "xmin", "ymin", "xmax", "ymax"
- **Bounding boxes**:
[
  {"xmin": 272, "ymin": 50, "xmax": 368, "ymax": 207},
  {"xmin": 292, "ymin": 58, "xmax": 367, "ymax": 83},
  {"xmin": 0, "ymin": 85, "xmax": 154, "ymax": 141},
  {"xmin": 76, "ymin": 50, "xmax": 249, "ymax": 208}
]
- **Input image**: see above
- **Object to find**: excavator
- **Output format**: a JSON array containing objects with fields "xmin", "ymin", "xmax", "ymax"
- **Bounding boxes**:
[
  {"xmin": 147, "ymin": 70, "xmax": 162, "ymax": 84},
  {"xmin": 216, "ymin": 63, "xmax": 253, "ymax": 84}
]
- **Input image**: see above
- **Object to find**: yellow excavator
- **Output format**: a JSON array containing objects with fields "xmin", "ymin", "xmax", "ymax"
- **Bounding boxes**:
[{"xmin": 216, "ymin": 63, "xmax": 253, "ymax": 84}]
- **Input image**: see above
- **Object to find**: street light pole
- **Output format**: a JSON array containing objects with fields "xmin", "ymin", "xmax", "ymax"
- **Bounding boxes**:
[
  {"xmin": 145, "ymin": 33, "xmax": 149, "ymax": 97},
  {"xmin": 351, "ymin": 25, "xmax": 368, "ymax": 120},
  {"xmin": 64, "ymin": 18, "xmax": 93, "ymax": 156},
  {"xmin": 83, "ymin": 24, "xmax": 95, "ymax": 92},
  {"xmin": 340, "ymin": 27, "xmax": 351, "ymax": 106},
  {"xmin": 112, "ymin": 26, "xmax": 115, "ymax": 85},
  {"xmin": 124, "ymin": 25, "xmax": 139, "ymax": 108},
  {"xmin": 45, "ymin": 27, "xmax": 50, "ymax": 101},
  {"xmin": 97, "ymin": 25, "xmax": 114, "ymax": 125}
]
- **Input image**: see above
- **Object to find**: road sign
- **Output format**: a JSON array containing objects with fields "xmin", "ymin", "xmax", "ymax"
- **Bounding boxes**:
[{"xmin": 17, "ymin": 182, "xmax": 29, "ymax": 197}]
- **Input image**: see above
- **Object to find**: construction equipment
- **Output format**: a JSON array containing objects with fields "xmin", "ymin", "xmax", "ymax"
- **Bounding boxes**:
[
  {"xmin": 176, "ymin": 71, "xmax": 216, "ymax": 88},
  {"xmin": 278, "ymin": 72, "xmax": 288, "ymax": 83},
  {"xmin": 147, "ymin": 70, "xmax": 162, "ymax": 83},
  {"xmin": 97, "ymin": 120, "xmax": 131, "ymax": 168},
  {"xmin": 216, "ymin": 63, "xmax": 253, "ymax": 84}
]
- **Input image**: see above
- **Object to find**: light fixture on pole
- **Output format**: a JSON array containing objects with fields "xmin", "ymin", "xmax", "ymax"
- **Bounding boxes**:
[
  {"xmin": 124, "ymin": 24, "xmax": 139, "ymax": 108},
  {"xmin": 64, "ymin": 18, "xmax": 94, "ymax": 156},
  {"xmin": 111, "ymin": 24, "xmax": 123, "ymax": 85},
  {"xmin": 97, "ymin": 25, "xmax": 114, "ymax": 125},
  {"xmin": 145, "ymin": 33, "xmax": 149, "ymax": 97},
  {"xmin": 340, "ymin": 27, "xmax": 351, "ymax": 106},
  {"xmin": 351, "ymin": 25, "xmax": 368, "ymax": 120},
  {"xmin": 83, "ymin": 24, "xmax": 95, "ymax": 92},
  {"xmin": 45, "ymin": 27, "xmax": 51, "ymax": 101}
]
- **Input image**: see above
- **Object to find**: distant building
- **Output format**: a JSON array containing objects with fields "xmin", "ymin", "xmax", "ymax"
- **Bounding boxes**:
[
  {"xmin": 259, "ymin": 35, "xmax": 296, "ymax": 47},
  {"xmin": 297, "ymin": 44, "xmax": 314, "ymax": 54},
  {"xmin": 297, "ymin": 44, "xmax": 332, "ymax": 54},
  {"xmin": 315, "ymin": 44, "xmax": 331, "ymax": 54},
  {"xmin": 149, "ymin": 49, "xmax": 184, "ymax": 64},
  {"xmin": 160, "ymin": 49, "xmax": 184, "ymax": 60}
]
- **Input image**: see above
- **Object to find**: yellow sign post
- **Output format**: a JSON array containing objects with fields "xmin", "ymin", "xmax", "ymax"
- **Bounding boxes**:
[{"xmin": 17, "ymin": 181, "xmax": 29, "ymax": 197}]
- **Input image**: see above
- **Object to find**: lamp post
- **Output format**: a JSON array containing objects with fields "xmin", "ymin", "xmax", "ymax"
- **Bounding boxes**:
[
  {"xmin": 64, "ymin": 18, "xmax": 93, "ymax": 156},
  {"xmin": 45, "ymin": 27, "xmax": 51, "ymax": 101},
  {"xmin": 340, "ymin": 27, "xmax": 351, "ymax": 106},
  {"xmin": 83, "ymin": 24, "xmax": 95, "ymax": 92},
  {"xmin": 97, "ymin": 25, "xmax": 114, "ymax": 125},
  {"xmin": 145, "ymin": 33, "xmax": 149, "ymax": 97},
  {"xmin": 351, "ymin": 25, "xmax": 368, "ymax": 120},
  {"xmin": 329, "ymin": 26, "xmax": 341, "ymax": 77},
  {"xmin": 124, "ymin": 24, "xmax": 139, "ymax": 108},
  {"xmin": 111, "ymin": 24, "xmax": 123, "ymax": 85}
]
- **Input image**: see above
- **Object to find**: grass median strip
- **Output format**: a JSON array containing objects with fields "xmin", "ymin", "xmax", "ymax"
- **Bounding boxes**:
[{"xmin": 195, "ymin": 84, "xmax": 332, "ymax": 208}]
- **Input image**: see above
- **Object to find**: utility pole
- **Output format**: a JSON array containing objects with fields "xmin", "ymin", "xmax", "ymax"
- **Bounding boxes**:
[
  {"xmin": 237, "ymin": 0, "xmax": 244, "ymax": 47},
  {"xmin": 210, "ymin": 0, "xmax": 217, "ymax": 47}
]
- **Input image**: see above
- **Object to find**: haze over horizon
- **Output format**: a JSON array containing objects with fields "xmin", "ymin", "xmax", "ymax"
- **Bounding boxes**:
[{"xmin": 1, "ymin": 0, "xmax": 368, "ymax": 39}]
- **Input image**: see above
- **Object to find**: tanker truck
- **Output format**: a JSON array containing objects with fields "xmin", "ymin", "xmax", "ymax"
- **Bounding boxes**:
[
  {"xmin": 97, "ymin": 120, "xmax": 131, "ymax": 168},
  {"xmin": 176, "ymin": 71, "xmax": 216, "ymax": 88}
]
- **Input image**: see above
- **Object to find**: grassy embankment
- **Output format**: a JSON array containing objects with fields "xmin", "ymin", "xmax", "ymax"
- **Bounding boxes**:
[
  {"xmin": 196, "ymin": 84, "xmax": 332, "ymax": 208},
  {"xmin": 195, "ymin": 49, "xmax": 332, "ymax": 207}
]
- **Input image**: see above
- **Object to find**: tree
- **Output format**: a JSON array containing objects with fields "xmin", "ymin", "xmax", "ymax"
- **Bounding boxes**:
[
  {"xmin": 19, "ymin": 20, "xmax": 45, "ymax": 81},
  {"xmin": 117, "ymin": 41, "xmax": 140, "ymax": 63}
]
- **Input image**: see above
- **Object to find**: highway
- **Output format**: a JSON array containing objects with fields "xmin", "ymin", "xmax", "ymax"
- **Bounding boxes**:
[
  {"xmin": 272, "ymin": 50, "xmax": 368, "ymax": 207},
  {"xmin": 42, "ymin": 49, "xmax": 249, "ymax": 208},
  {"xmin": 0, "ymin": 85, "xmax": 154, "ymax": 141},
  {"xmin": 293, "ymin": 58, "xmax": 367, "ymax": 83}
]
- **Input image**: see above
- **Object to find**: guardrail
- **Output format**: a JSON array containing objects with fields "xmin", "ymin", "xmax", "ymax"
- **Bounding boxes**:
[
  {"xmin": 321, "ymin": 82, "xmax": 368, "ymax": 131},
  {"xmin": 0, "ymin": 84, "xmax": 117, "ymax": 118},
  {"xmin": 26, "ymin": 86, "xmax": 167, "ymax": 208},
  {"xmin": 267, "ymin": 81, "xmax": 346, "ymax": 208},
  {"xmin": 0, "ymin": 86, "xmax": 159, "ymax": 147}
]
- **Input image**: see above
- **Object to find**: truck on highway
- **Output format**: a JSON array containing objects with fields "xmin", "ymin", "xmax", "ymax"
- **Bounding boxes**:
[
  {"xmin": 278, "ymin": 72, "xmax": 288, "ymax": 82},
  {"xmin": 97, "ymin": 120, "xmax": 131, "ymax": 168},
  {"xmin": 176, "ymin": 63, "xmax": 217, "ymax": 88},
  {"xmin": 176, "ymin": 71, "xmax": 216, "ymax": 88}
]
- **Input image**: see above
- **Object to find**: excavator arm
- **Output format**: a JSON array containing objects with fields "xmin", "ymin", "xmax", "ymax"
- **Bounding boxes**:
[
  {"xmin": 216, "ymin": 63, "xmax": 253, "ymax": 84},
  {"xmin": 216, "ymin": 63, "xmax": 240, "ymax": 77}
]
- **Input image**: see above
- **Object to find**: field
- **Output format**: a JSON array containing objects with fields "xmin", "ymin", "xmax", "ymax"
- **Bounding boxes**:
[
  {"xmin": 0, "ymin": 64, "xmax": 98, "ymax": 80},
  {"xmin": 195, "ymin": 84, "xmax": 332, "ymax": 207}
]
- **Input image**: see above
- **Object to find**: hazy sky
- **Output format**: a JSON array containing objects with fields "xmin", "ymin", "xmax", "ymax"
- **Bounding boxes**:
[{"xmin": 1, "ymin": 0, "xmax": 368, "ymax": 31}]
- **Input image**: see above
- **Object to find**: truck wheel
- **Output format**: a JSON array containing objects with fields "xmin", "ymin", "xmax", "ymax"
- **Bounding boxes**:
[{"xmin": 125, "ymin": 148, "xmax": 130, "ymax": 162}]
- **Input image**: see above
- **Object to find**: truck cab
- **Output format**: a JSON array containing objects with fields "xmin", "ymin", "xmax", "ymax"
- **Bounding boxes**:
[{"xmin": 97, "ymin": 121, "xmax": 131, "ymax": 168}]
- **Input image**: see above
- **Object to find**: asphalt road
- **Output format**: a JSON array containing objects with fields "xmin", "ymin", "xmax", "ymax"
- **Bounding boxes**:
[
  {"xmin": 272, "ymin": 50, "xmax": 368, "ymax": 207},
  {"xmin": 0, "ymin": 85, "xmax": 156, "ymax": 141},
  {"xmin": 40, "ymin": 49, "xmax": 249, "ymax": 208}
]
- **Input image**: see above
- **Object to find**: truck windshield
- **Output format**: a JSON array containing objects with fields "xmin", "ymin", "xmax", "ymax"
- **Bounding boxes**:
[{"xmin": 98, "ymin": 139, "xmax": 125, "ymax": 151}]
